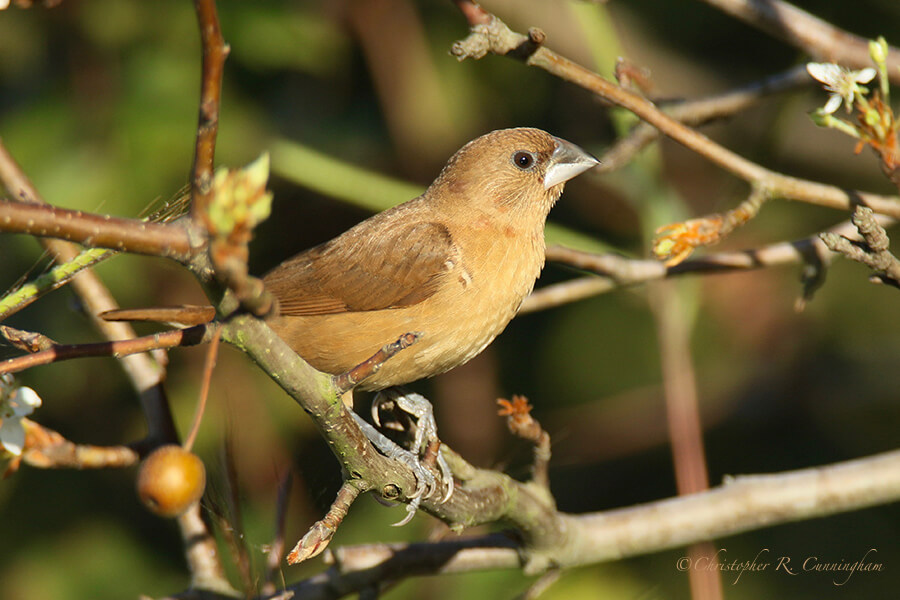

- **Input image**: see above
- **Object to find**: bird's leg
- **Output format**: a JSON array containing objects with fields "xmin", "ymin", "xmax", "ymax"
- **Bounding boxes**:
[
  {"xmin": 350, "ymin": 410, "xmax": 436, "ymax": 526},
  {"xmin": 372, "ymin": 388, "xmax": 454, "ymax": 503}
]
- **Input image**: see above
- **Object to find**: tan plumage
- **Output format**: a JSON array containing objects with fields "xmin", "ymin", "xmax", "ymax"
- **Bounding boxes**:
[
  {"xmin": 263, "ymin": 127, "xmax": 597, "ymax": 390},
  {"xmin": 101, "ymin": 129, "xmax": 597, "ymax": 390}
]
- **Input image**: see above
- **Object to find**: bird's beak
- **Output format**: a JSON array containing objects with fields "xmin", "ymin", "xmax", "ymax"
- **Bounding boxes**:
[{"xmin": 543, "ymin": 137, "xmax": 600, "ymax": 190}]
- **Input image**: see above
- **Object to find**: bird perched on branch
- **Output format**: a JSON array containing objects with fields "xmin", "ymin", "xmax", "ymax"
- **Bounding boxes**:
[
  {"xmin": 108, "ymin": 127, "xmax": 597, "ymax": 390},
  {"xmin": 262, "ymin": 127, "xmax": 598, "ymax": 388},
  {"xmin": 105, "ymin": 128, "xmax": 597, "ymax": 512}
]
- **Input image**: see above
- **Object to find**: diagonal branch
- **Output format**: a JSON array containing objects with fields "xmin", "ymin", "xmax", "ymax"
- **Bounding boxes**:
[
  {"xmin": 449, "ymin": 4, "xmax": 900, "ymax": 218},
  {"xmin": 599, "ymin": 66, "xmax": 809, "ymax": 173},
  {"xmin": 699, "ymin": 0, "xmax": 900, "ymax": 82}
]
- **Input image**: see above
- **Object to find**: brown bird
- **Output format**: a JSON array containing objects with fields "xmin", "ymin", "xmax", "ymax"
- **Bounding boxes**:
[
  {"xmin": 104, "ymin": 128, "xmax": 596, "ymax": 510},
  {"xmin": 260, "ymin": 127, "xmax": 597, "ymax": 389},
  {"xmin": 106, "ymin": 129, "xmax": 597, "ymax": 387}
]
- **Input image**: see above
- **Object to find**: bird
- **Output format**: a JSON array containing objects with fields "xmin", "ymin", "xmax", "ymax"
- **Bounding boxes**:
[
  {"xmin": 104, "ymin": 128, "xmax": 597, "ymax": 513},
  {"xmin": 107, "ymin": 128, "xmax": 598, "ymax": 390},
  {"xmin": 260, "ymin": 127, "xmax": 598, "ymax": 390}
]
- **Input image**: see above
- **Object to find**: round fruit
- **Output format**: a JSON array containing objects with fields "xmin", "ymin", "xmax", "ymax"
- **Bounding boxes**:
[{"xmin": 137, "ymin": 444, "xmax": 206, "ymax": 518}]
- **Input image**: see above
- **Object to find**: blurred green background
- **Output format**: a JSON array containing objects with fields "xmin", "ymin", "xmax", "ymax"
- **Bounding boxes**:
[{"xmin": 2, "ymin": 0, "xmax": 900, "ymax": 598}]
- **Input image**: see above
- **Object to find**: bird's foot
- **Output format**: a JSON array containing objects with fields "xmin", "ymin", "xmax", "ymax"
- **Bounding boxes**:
[
  {"xmin": 350, "ymin": 389, "xmax": 453, "ymax": 525},
  {"xmin": 372, "ymin": 389, "xmax": 454, "ymax": 504}
]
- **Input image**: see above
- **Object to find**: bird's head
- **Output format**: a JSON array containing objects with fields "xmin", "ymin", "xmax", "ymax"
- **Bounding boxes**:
[{"xmin": 427, "ymin": 127, "xmax": 599, "ymax": 223}]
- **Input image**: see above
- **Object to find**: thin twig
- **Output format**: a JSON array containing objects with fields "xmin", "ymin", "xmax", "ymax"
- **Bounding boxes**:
[
  {"xmin": 700, "ymin": 0, "xmax": 900, "ymax": 82},
  {"xmin": 288, "ymin": 481, "xmax": 363, "ymax": 565},
  {"xmin": 449, "ymin": 5, "xmax": 900, "ymax": 218},
  {"xmin": 497, "ymin": 396, "xmax": 551, "ymax": 489},
  {"xmin": 16, "ymin": 418, "xmax": 139, "ymax": 470},
  {"xmin": 185, "ymin": 326, "xmax": 221, "ymax": 451},
  {"xmin": 649, "ymin": 282, "xmax": 722, "ymax": 599},
  {"xmin": 262, "ymin": 470, "xmax": 293, "ymax": 596},
  {"xmin": 190, "ymin": 0, "xmax": 229, "ymax": 224},
  {"xmin": 599, "ymin": 66, "xmax": 810, "ymax": 173},
  {"xmin": 0, "ymin": 324, "xmax": 212, "ymax": 375},
  {"xmin": 1, "ymin": 324, "xmax": 56, "ymax": 352},
  {"xmin": 518, "ymin": 214, "xmax": 895, "ymax": 314},
  {"xmin": 821, "ymin": 206, "xmax": 900, "ymax": 287}
]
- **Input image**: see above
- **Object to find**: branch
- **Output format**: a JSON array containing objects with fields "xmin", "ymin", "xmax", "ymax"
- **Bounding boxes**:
[
  {"xmin": 449, "ymin": 5, "xmax": 900, "ymax": 218},
  {"xmin": 599, "ymin": 66, "xmax": 809, "ymax": 173},
  {"xmin": 0, "ymin": 138, "xmax": 178, "ymax": 443},
  {"xmin": 0, "ymin": 325, "xmax": 213, "ymax": 375},
  {"xmin": 700, "ymin": 0, "xmax": 900, "ymax": 82},
  {"xmin": 1, "ymin": 136, "xmax": 229, "ymax": 589},
  {"xmin": 220, "ymin": 315, "xmax": 566, "ymax": 555},
  {"xmin": 288, "ymin": 481, "xmax": 363, "ymax": 565},
  {"xmin": 189, "ymin": 0, "xmax": 229, "ymax": 223},
  {"xmin": 519, "ymin": 214, "xmax": 894, "ymax": 313},
  {"xmin": 329, "ymin": 449, "xmax": 900, "ymax": 583},
  {"xmin": 179, "ymin": 448, "xmax": 900, "ymax": 598},
  {"xmin": 15, "ymin": 418, "xmax": 139, "ymax": 470},
  {"xmin": 821, "ymin": 206, "xmax": 900, "ymax": 287},
  {"xmin": 0, "ymin": 199, "xmax": 196, "ymax": 262}
]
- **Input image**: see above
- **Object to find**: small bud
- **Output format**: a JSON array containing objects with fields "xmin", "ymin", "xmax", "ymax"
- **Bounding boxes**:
[{"xmin": 869, "ymin": 37, "xmax": 888, "ymax": 66}]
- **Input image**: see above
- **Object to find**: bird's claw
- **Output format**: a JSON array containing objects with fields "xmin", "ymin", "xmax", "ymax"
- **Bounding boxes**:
[
  {"xmin": 351, "ymin": 390, "xmax": 455, "ymax": 523},
  {"xmin": 373, "ymin": 389, "xmax": 455, "ymax": 503},
  {"xmin": 351, "ymin": 408, "xmax": 445, "ymax": 525}
]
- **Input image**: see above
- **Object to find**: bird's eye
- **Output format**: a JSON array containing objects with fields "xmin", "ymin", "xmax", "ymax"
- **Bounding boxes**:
[{"xmin": 512, "ymin": 151, "xmax": 536, "ymax": 170}]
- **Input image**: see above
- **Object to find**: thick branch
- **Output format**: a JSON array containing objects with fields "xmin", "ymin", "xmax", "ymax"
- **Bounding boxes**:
[
  {"xmin": 182, "ymin": 448, "xmax": 900, "ymax": 598},
  {"xmin": 221, "ymin": 315, "xmax": 565, "ymax": 554},
  {"xmin": 0, "ymin": 199, "xmax": 196, "ymax": 262}
]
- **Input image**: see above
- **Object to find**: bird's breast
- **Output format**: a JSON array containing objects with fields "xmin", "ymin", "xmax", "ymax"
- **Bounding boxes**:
[{"xmin": 270, "ymin": 223, "xmax": 546, "ymax": 390}]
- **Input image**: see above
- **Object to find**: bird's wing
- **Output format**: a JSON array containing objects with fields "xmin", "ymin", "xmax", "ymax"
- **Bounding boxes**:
[{"xmin": 263, "ymin": 220, "xmax": 456, "ymax": 316}]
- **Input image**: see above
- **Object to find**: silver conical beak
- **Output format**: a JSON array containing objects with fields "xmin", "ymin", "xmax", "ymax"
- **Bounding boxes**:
[{"xmin": 543, "ymin": 137, "xmax": 600, "ymax": 190}]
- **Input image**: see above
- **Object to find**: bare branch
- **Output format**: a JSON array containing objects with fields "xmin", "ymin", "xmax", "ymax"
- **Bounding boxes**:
[
  {"xmin": 599, "ymin": 66, "xmax": 810, "ymax": 173},
  {"xmin": 0, "ymin": 199, "xmax": 196, "ymax": 262},
  {"xmin": 0, "ymin": 324, "xmax": 213, "ymax": 375},
  {"xmin": 17, "ymin": 419, "xmax": 139, "ymax": 470},
  {"xmin": 497, "ymin": 396, "xmax": 551, "ymax": 489},
  {"xmin": 449, "ymin": 6, "xmax": 900, "ymax": 217},
  {"xmin": 519, "ymin": 214, "xmax": 895, "ymax": 313},
  {"xmin": 326, "ymin": 449, "xmax": 900, "ymax": 584},
  {"xmin": 821, "ymin": 206, "xmax": 900, "ymax": 287},
  {"xmin": 288, "ymin": 481, "xmax": 363, "ymax": 565},
  {"xmin": 190, "ymin": 0, "xmax": 230, "ymax": 224},
  {"xmin": 332, "ymin": 333, "xmax": 421, "ymax": 395},
  {"xmin": 700, "ymin": 0, "xmax": 900, "ymax": 82}
]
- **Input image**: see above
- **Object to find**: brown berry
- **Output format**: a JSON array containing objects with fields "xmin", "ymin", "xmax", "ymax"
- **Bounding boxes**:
[{"xmin": 137, "ymin": 444, "xmax": 206, "ymax": 518}]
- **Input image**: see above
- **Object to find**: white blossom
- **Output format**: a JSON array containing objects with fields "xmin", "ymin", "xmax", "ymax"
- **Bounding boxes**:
[
  {"xmin": 807, "ymin": 62, "xmax": 876, "ymax": 114},
  {"xmin": 0, "ymin": 377, "xmax": 41, "ymax": 456}
]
